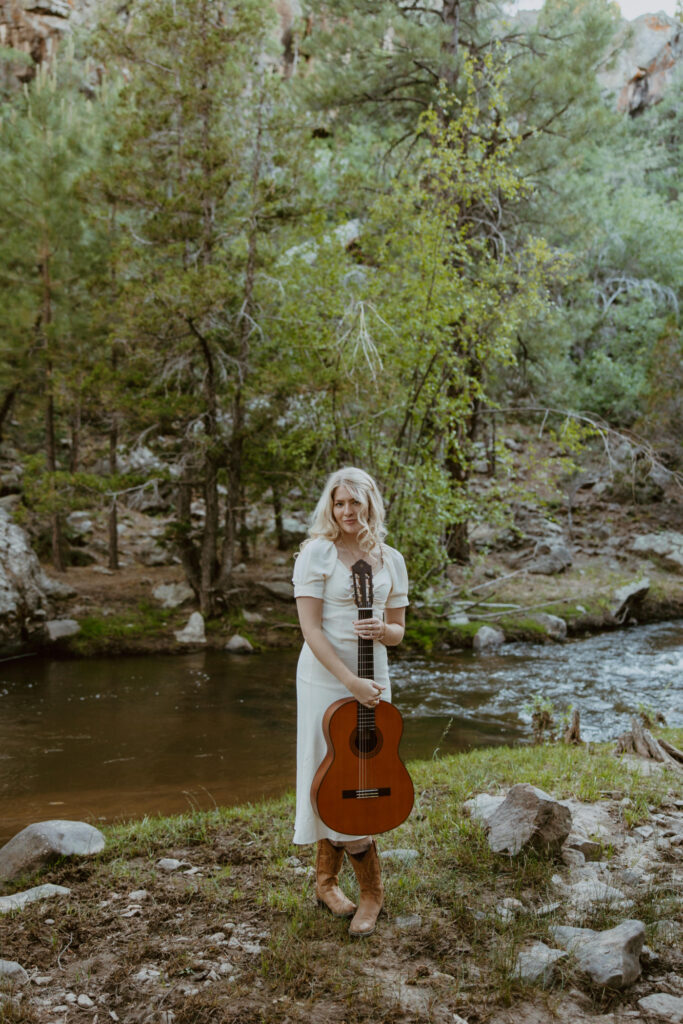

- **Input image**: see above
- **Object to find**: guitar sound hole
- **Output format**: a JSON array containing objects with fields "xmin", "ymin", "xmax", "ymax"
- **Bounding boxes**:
[{"xmin": 350, "ymin": 728, "xmax": 384, "ymax": 759}]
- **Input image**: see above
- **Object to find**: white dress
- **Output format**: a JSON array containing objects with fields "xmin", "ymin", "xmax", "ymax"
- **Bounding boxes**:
[{"xmin": 292, "ymin": 537, "xmax": 409, "ymax": 845}]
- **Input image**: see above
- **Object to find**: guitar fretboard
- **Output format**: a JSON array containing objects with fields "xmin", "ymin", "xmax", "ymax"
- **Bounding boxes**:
[{"xmin": 357, "ymin": 605, "xmax": 375, "ymax": 732}]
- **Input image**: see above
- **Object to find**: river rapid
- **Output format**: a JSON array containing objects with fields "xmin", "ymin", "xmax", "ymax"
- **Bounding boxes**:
[{"xmin": 0, "ymin": 619, "xmax": 681, "ymax": 843}]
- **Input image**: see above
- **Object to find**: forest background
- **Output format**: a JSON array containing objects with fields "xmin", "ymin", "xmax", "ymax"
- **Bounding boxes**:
[{"xmin": 0, "ymin": 0, "xmax": 681, "ymax": 616}]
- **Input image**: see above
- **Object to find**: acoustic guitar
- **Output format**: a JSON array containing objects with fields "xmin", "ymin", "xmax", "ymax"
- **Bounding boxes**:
[{"xmin": 310, "ymin": 558, "xmax": 414, "ymax": 835}]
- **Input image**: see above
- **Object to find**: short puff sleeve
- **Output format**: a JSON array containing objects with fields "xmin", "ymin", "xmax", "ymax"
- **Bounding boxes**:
[
  {"xmin": 383, "ymin": 545, "xmax": 410, "ymax": 608},
  {"xmin": 292, "ymin": 538, "xmax": 337, "ymax": 599}
]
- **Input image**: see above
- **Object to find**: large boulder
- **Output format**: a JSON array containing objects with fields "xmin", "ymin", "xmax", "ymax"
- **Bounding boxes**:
[
  {"xmin": 528, "ymin": 540, "xmax": 573, "ymax": 575},
  {"xmin": 549, "ymin": 920, "xmax": 645, "ymax": 989},
  {"xmin": 0, "ymin": 508, "xmax": 53, "ymax": 652},
  {"xmin": 597, "ymin": 13, "xmax": 683, "ymax": 115},
  {"xmin": 0, "ymin": 820, "xmax": 105, "ymax": 882},
  {"xmin": 611, "ymin": 577, "xmax": 650, "ymax": 624},
  {"xmin": 632, "ymin": 532, "xmax": 683, "ymax": 574},
  {"xmin": 487, "ymin": 783, "xmax": 572, "ymax": 856}
]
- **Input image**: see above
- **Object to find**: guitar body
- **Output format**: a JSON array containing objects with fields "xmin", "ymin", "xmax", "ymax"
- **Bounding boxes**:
[{"xmin": 311, "ymin": 696, "xmax": 414, "ymax": 835}]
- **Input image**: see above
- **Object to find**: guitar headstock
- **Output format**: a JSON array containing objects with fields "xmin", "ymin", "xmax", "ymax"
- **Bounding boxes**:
[{"xmin": 351, "ymin": 559, "xmax": 373, "ymax": 609}]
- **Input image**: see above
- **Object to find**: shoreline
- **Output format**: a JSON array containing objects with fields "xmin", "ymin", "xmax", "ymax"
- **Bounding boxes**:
[{"xmin": 1, "ymin": 735, "xmax": 682, "ymax": 1023}]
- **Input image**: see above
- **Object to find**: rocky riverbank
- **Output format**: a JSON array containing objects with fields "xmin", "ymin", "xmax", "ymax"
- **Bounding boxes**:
[
  {"xmin": 1, "ymin": 735, "xmax": 682, "ymax": 1024},
  {"xmin": 1, "ymin": 428, "xmax": 682, "ymax": 658}
]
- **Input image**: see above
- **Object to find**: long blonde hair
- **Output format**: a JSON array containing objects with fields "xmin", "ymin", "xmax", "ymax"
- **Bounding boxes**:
[{"xmin": 307, "ymin": 467, "xmax": 386, "ymax": 553}]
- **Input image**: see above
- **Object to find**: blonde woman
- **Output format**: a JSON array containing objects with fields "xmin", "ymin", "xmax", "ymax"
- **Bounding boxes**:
[{"xmin": 292, "ymin": 467, "xmax": 409, "ymax": 937}]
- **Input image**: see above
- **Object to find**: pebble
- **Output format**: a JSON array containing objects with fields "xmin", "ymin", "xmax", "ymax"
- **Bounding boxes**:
[
  {"xmin": 128, "ymin": 889, "xmax": 148, "ymax": 901},
  {"xmin": 134, "ymin": 967, "xmax": 161, "ymax": 982},
  {"xmin": 393, "ymin": 914, "xmax": 422, "ymax": 929},
  {"xmin": 33, "ymin": 976, "xmax": 52, "ymax": 986},
  {"xmin": 77, "ymin": 994, "xmax": 95, "ymax": 1008},
  {"xmin": 157, "ymin": 858, "xmax": 186, "ymax": 872}
]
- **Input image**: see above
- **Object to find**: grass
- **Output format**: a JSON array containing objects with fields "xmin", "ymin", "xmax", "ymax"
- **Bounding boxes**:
[
  {"xmin": 68, "ymin": 600, "xmax": 176, "ymax": 655},
  {"xmin": 2, "ymin": 733, "xmax": 682, "ymax": 1022}
]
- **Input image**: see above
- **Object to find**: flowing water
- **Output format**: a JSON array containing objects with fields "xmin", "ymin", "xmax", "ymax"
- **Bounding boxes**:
[{"xmin": 0, "ymin": 619, "xmax": 681, "ymax": 843}]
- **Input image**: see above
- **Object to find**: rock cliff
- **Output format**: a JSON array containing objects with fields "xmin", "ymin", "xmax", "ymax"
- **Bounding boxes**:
[{"xmin": 598, "ymin": 12, "xmax": 683, "ymax": 115}]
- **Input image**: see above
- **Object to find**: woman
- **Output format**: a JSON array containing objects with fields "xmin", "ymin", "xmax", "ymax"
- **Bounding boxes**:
[{"xmin": 292, "ymin": 467, "xmax": 409, "ymax": 937}]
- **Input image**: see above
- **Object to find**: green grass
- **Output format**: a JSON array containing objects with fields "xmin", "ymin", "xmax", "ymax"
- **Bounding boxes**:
[{"xmin": 67, "ymin": 600, "xmax": 176, "ymax": 655}]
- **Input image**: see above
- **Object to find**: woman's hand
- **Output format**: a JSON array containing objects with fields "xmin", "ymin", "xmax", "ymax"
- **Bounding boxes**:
[
  {"xmin": 352, "ymin": 616, "xmax": 385, "ymax": 642},
  {"xmin": 346, "ymin": 675, "xmax": 385, "ymax": 708}
]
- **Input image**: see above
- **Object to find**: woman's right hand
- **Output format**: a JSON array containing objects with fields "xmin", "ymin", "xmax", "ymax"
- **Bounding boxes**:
[{"xmin": 346, "ymin": 676, "xmax": 385, "ymax": 708}]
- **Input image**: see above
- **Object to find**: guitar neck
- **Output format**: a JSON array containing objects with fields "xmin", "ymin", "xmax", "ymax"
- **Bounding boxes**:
[{"xmin": 357, "ymin": 607, "xmax": 375, "ymax": 681}]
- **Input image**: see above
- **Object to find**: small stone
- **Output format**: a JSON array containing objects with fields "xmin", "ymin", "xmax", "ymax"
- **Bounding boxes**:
[
  {"xmin": 242, "ymin": 610, "xmax": 263, "ymax": 624},
  {"xmin": 637, "ymin": 993, "xmax": 683, "ymax": 1022},
  {"xmin": 379, "ymin": 848, "xmax": 419, "ymax": 866},
  {"xmin": 257, "ymin": 580, "xmax": 294, "ymax": 601},
  {"xmin": 121, "ymin": 906, "xmax": 142, "ymax": 917},
  {"xmin": 536, "ymin": 901, "xmax": 562, "ymax": 917},
  {"xmin": 634, "ymin": 825, "xmax": 654, "ymax": 840},
  {"xmin": 152, "ymin": 582, "xmax": 194, "ymax": 608},
  {"xmin": 0, "ymin": 960, "xmax": 29, "ymax": 985},
  {"xmin": 225, "ymin": 634, "xmax": 254, "ymax": 654},
  {"xmin": 157, "ymin": 858, "xmax": 185, "ymax": 872},
  {"xmin": 128, "ymin": 889, "xmax": 148, "ymax": 901},
  {"xmin": 473, "ymin": 625, "xmax": 505, "ymax": 651},
  {"xmin": 77, "ymin": 994, "xmax": 95, "ymax": 1008},
  {"xmin": 487, "ymin": 783, "xmax": 572, "ymax": 856},
  {"xmin": 530, "ymin": 612, "xmax": 567, "ymax": 640},
  {"xmin": 514, "ymin": 942, "xmax": 568, "ymax": 985},
  {"xmin": 393, "ymin": 914, "xmax": 422, "ymax": 929},
  {"xmin": 174, "ymin": 612, "xmax": 206, "ymax": 644},
  {"xmin": 65, "ymin": 992, "xmax": 77, "ymax": 1002},
  {"xmin": 206, "ymin": 932, "xmax": 226, "ymax": 944},
  {"xmin": 133, "ymin": 967, "xmax": 161, "ymax": 982},
  {"xmin": 562, "ymin": 847, "xmax": 586, "ymax": 868},
  {"xmin": 497, "ymin": 897, "xmax": 524, "ymax": 919},
  {"xmin": 33, "ymin": 975, "xmax": 52, "ymax": 986},
  {"xmin": 45, "ymin": 619, "xmax": 81, "ymax": 641}
]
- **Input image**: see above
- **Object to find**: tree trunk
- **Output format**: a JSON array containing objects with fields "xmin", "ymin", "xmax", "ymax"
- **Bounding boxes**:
[
  {"xmin": 176, "ymin": 480, "xmax": 200, "ymax": 594},
  {"xmin": 42, "ymin": 251, "xmax": 64, "ymax": 571},
  {"xmin": 0, "ymin": 385, "xmax": 19, "ymax": 444},
  {"xmin": 69, "ymin": 402, "xmax": 81, "ymax": 473},
  {"xmin": 272, "ymin": 482, "xmax": 286, "ymax": 551},
  {"xmin": 108, "ymin": 419, "xmax": 119, "ymax": 571}
]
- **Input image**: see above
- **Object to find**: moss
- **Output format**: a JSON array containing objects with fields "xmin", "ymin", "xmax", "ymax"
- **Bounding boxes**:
[
  {"xmin": 68, "ymin": 601, "xmax": 175, "ymax": 656},
  {"xmin": 498, "ymin": 615, "xmax": 549, "ymax": 640}
]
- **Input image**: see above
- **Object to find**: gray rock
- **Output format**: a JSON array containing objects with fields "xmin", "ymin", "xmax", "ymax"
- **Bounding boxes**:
[
  {"xmin": 0, "ymin": 960, "xmax": 28, "ymax": 985},
  {"xmin": 514, "ymin": 942, "xmax": 568, "ymax": 985},
  {"xmin": 528, "ymin": 540, "xmax": 573, "ymax": 575},
  {"xmin": 561, "ymin": 846, "xmax": 586, "ymax": 868},
  {"xmin": 632, "ymin": 532, "xmax": 683, "ymax": 574},
  {"xmin": 45, "ymin": 618, "xmax": 81, "ymax": 641},
  {"xmin": 0, "ymin": 883, "xmax": 71, "ymax": 914},
  {"xmin": 612, "ymin": 578, "xmax": 650, "ymax": 624},
  {"xmin": 257, "ymin": 580, "xmax": 294, "ymax": 601},
  {"xmin": 550, "ymin": 919, "xmax": 645, "ymax": 988},
  {"xmin": 225, "ymin": 634, "xmax": 254, "ymax": 654},
  {"xmin": 530, "ymin": 612, "xmax": 567, "ymax": 640},
  {"xmin": 157, "ymin": 858, "xmax": 186, "ymax": 872},
  {"xmin": 0, "ymin": 508, "xmax": 53, "ymax": 651},
  {"xmin": 564, "ymin": 833, "xmax": 603, "ymax": 861},
  {"xmin": 638, "ymin": 994, "xmax": 683, "ymax": 1023},
  {"xmin": 473, "ymin": 625, "xmax": 505, "ymax": 652},
  {"xmin": 0, "ymin": 820, "xmax": 105, "ymax": 882},
  {"xmin": 152, "ymin": 582, "xmax": 194, "ymax": 608},
  {"xmin": 77, "ymin": 994, "xmax": 95, "ymax": 1008},
  {"xmin": 379, "ymin": 848, "xmax": 419, "ymax": 866},
  {"xmin": 393, "ymin": 914, "xmax": 422, "ymax": 929},
  {"xmin": 463, "ymin": 793, "xmax": 505, "ymax": 826},
  {"xmin": 242, "ymin": 610, "xmax": 264, "ymax": 624},
  {"xmin": 562, "ymin": 878, "xmax": 633, "ymax": 912},
  {"xmin": 597, "ymin": 12, "xmax": 683, "ymax": 115},
  {"xmin": 174, "ymin": 612, "xmax": 206, "ymax": 644},
  {"xmin": 487, "ymin": 784, "xmax": 572, "ymax": 856}
]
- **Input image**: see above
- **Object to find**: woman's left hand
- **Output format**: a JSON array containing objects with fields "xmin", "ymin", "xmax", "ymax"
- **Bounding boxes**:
[{"xmin": 353, "ymin": 616, "xmax": 384, "ymax": 641}]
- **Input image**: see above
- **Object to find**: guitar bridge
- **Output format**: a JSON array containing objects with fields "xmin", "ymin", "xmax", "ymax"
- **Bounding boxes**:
[{"xmin": 342, "ymin": 787, "xmax": 391, "ymax": 800}]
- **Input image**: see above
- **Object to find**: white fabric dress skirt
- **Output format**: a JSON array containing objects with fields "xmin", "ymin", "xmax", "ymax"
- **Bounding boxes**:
[{"xmin": 292, "ymin": 537, "xmax": 409, "ymax": 845}]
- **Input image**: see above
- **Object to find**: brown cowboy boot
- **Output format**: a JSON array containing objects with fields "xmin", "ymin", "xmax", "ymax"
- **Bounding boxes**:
[
  {"xmin": 315, "ymin": 839, "xmax": 356, "ymax": 918},
  {"xmin": 347, "ymin": 840, "xmax": 383, "ymax": 937}
]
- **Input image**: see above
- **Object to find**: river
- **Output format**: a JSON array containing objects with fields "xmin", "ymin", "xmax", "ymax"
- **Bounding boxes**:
[{"xmin": 0, "ymin": 620, "xmax": 681, "ymax": 844}]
